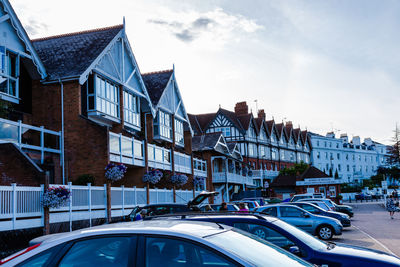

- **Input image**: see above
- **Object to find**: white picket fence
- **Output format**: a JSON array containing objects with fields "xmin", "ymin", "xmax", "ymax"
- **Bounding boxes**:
[{"xmin": 0, "ymin": 183, "xmax": 202, "ymax": 232}]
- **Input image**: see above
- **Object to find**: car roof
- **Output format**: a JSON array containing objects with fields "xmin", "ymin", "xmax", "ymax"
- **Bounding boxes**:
[
  {"xmin": 31, "ymin": 220, "xmax": 228, "ymax": 246},
  {"xmin": 143, "ymin": 203, "xmax": 186, "ymax": 207},
  {"xmin": 186, "ymin": 214, "xmax": 278, "ymax": 222}
]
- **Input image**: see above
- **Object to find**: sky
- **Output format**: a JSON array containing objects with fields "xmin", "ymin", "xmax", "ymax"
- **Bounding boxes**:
[{"xmin": 10, "ymin": 0, "xmax": 400, "ymax": 144}]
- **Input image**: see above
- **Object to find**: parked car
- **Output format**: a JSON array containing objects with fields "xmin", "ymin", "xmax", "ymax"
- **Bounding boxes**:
[
  {"xmin": 176, "ymin": 213, "xmax": 400, "ymax": 267},
  {"xmin": 298, "ymin": 199, "xmax": 332, "ymax": 211},
  {"xmin": 287, "ymin": 202, "xmax": 351, "ymax": 227},
  {"xmin": 231, "ymin": 200, "xmax": 260, "ymax": 210},
  {"xmin": 242, "ymin": 197, "xmax": 266, "ymax": 206},
  {"xmin": 0, "ymin": 220, "xmax": 314, "ymax": 266},
  {"xmin": 290, "ymin": 193, "xmax": 325, "ymax": 202},
  {"xmin": 321, "ymin": 198, "xmax": 354, "ymax": 217},
  {"xmin": 265, "ymin": 197, "xmax": 282, "ymax": 204},
  {"xmin": 200, "ymin": 203, "xmax": 239, "ymax": 212},
  {"xmin": 355, "ymin": 192, "xmax": 373, "ymax": 201},
  {"xmin": 297, "ymin": 198, "xmax": 336, "ymax": 211},
  {"xmin": 124, "ymin": 191, "xmax": 217, "ymax": 221},
  {"xmin": 254, "ymin": 204, "xmax": 343, "ymax": 240}
]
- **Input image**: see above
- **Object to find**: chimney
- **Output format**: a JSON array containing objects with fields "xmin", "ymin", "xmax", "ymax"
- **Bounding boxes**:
[
  {"xmin": 258, "ymin": 109, "xmax": 266, "ymax": 120},
  {"xmin": 234, "ymin": 101, "xmax": 248, "ymax": 115}
]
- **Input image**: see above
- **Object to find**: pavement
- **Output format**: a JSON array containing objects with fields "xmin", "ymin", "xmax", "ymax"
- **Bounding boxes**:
[{"xmin": 330, "ymin": 201, "xmax": 400, "ymax": 257}]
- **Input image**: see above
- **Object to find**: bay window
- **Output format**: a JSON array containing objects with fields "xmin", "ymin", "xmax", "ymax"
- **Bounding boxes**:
[
  {"xmin": 0, "ymin": 47, "xmax": 19, "ymax": 102},
  {"xmin": 174, "ymin": 119, "xmax": 184, "ymax": 145},
  {"xmin": 88, "ymin": 74, "xmax": 120, "ymax": 119},
  {"xmin": 155, "ymin": 110, "xmax": 172, "ymax": 140},
  {"xmin": 123, "ymin": 91, "xmax": 140, "ymax": 129}
]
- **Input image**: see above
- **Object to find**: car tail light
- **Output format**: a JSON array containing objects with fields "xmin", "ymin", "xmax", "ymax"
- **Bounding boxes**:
[{"xmin": 0, "ymin": 243, "xmax": 41, "ymax": 265}]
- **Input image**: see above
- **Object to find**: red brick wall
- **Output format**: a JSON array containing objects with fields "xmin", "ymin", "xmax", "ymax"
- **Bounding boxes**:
[{"xmin": 0, "ymin": 144, "xmax": 44, "ymax": 186}]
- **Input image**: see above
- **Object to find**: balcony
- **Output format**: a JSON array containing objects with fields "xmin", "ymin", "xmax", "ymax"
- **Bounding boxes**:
[
  {"xmin": 147, "ymin": 144, "xmax": 171, "ymax": 170},
  {"xmin": 109, "ymin": 132, "xmax": 144, "ymax": 167},
  {"xmin": 174, "ymin": 151, "xmax": 192, "ymax": 174},
  {"xmin": 0, "ymin": 118, "xmax": 62, "ymax": 163},
  {"xmin": 193, "ymin": 158, "xmax": 207, "ymax": 177},
  {"xmin": 212, "ymin": 172, "xmax": 254, "ymax": 186},
  {"xmin": 252, "ymin": 169, "xmax": 280, "ymax": 180}
]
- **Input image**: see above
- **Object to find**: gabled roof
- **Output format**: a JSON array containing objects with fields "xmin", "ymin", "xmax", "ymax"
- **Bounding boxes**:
[
  {"xmin": 237, "ymin": 113, "xmax": 252, "ymax": 131},
  {"xmin": 189, "ymin": 112, "xmax": 217, "ymax": 133},
  {"xmin": 271, "ymin": 166, "xmax": 331, "ymax": 188},
  {"xmin": 32, "ymin": 25, "xmax": 123, "ymax": 81},
  {"xmin": 293, "ymin": 128, "xmax": 301, "ymax": 144},
  {"xmin": 192, "ymin": 132, "xmax": 222, "ymax": 152},
  {"xmin": 255, "ymin": 118, "xmax": 270, "ymax": 137},
  {"xmin": 141, "ymin": 70, "xmax": 173, "ymax": 106},
  {"xmin": 301, "ymin": 130, "xmax": 309, "ymax": 144},
  {"xmin": 266, "ymin": 120, "xmax": 275, "ymax": 135},
  {"xmin": 218, "ymin": 108, "xmax": 245, "ymax": 132},
  {"xmin": 300, "ymin": 166, "xmax": 330, "ymax": 179},
  {"xmin": 1, "ymin": 0, "xmax": 46, "ymax": 78},
  {"xmin": 275, "ymin": 123, "xmax": 288, "ymax": 142}
]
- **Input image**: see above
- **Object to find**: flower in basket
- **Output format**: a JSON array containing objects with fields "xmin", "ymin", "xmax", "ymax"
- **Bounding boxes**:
[
  {"xmin": 105, "ymin": 163, "xmax": 127, "ymax": 182},
  {"xmin": 171, "ymin": 174, "xmax": 188, "ymax": 186},
  {"xmin": 193, "ymin": 176, "xmax": 205, "ymax": 187},
  {"xmin": 143, "ymin": 169, "xmax": 163, "ymax": 184},
  {"xmin": 41, "ymin": 186, "xmax": 71, "ymax": 208}
]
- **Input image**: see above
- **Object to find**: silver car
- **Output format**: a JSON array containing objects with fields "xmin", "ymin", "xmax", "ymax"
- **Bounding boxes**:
[
  {"xmin": 1, "ymin": 220, "xmax": 313, "ymax": 266},
  {"xmin": 255, "ymin": 204, "xmax": 343, "ymax": 240}
]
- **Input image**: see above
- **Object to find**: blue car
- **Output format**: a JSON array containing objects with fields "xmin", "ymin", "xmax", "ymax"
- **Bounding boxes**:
[{"xmin": 178, "ymin": 213, "xmax": 400, "ymax": 267}]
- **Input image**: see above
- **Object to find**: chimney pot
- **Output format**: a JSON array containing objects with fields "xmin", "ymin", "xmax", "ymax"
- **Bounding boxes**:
[
  {"xmin": 234, "ymin": 101, "xmax": 248, "ymax": 115},
  {"xmin": 258, "ymin": 109, "xmax": 266, "ymax": 120}
]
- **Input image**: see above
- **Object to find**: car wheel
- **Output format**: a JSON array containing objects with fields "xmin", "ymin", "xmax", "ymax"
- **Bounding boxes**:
[
  {"xmin": 252, "ymin": 227, "xmax": 267, "ymax": 239},
  {"xmin": 317, "ymin": 225, "xmax": 333, "ymax": 240}
]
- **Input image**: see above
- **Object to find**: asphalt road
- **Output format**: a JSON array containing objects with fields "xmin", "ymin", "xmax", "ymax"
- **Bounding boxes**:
[{"xmin": 330, "ymin": 202, "xmax": 400, "ymax": 257}]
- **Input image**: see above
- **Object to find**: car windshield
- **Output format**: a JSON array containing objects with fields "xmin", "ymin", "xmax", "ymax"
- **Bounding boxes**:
[
  {"xmin": 272, "ymin": 219, "xmax": 327, "ymax": 250},
  {"xmin": 206, "ymin": 228, "xmax": 312, "ymax": 266}
]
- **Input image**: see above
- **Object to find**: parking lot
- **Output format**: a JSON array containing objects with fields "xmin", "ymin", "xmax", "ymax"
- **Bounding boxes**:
[{"xmin": 331, "ymin": 202, "xmax": 400, "ymax": 257}]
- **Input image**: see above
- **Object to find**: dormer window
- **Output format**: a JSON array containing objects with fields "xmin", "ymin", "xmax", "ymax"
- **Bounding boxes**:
[
  {"xmin": 123, "ymin": 91, "xmax": 140, "ymax": 129},
  {"xmin": 154, "ymin": 110, "xmax": 172, "ymax": 140},
  {"xmin": 87, "ymin": 74, "xmax": 120, "ymax": 121},
  {"xmin": 174, "ymin": 119, "xmax": 184, "ymax": 146},
  {"xmin": 0, "ymin": 48, "xmax": 19, "ymax": 102}
]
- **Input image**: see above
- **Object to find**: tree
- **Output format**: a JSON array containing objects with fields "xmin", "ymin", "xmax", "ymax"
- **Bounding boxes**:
[
  {"xmin": 387, "ymin": 124, "xmax": 400, "ymax": 166},
  {"xmin": 279, "ymin": 162, "xmax": 309, "ymax": 176}
]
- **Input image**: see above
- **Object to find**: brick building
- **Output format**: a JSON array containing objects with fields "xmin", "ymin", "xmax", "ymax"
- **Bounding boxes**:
[
  {"xmin": 189, "ymin": 101, "xmax": 311, "ymax": 189},
  {"xmin": 0, "ymin": 0, "xmax": 206, "ymax": 190}
]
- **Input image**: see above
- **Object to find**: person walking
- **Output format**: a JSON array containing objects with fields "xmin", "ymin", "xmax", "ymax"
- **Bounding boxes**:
[{"xmin": 386, "ymin": 195, "xmax": 396, "ymax": 219}]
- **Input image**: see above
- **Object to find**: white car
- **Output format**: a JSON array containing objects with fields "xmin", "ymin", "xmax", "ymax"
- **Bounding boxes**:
[{"xmin": 1, "ymin": 220, "xmax": 313, "ymax": 266}]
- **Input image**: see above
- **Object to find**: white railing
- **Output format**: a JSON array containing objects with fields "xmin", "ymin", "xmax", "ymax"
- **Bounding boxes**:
[
  {"xmin": 148, "ymin": 144, "xmax": 172, "ymax": 170},
  {"xmin": 212, "ymin": 172, "xmax": 253, "ymax": 186},
  {"xmin": 193, "ymin": 158, "xmax": 207, "ymax": 177},
  {"xmin": 0, "ymin": 118, "xmax": 62, "ymax": 163},
  {"xmin": 174, "ymin": 151, "xmax": 192, "ymax": 174},
  {"xmin": 0, "ymin": 183, "xmax": 203, "ymax": 232},
  {"xmin": 109, "ymin": 132, "xmax": 145, "ymax": 167},
  {"xmin": 252, "ymin": 169, "xmax": 280, "ymax": 179}
]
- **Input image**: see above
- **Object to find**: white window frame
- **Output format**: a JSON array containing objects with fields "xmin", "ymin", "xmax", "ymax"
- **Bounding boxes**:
[
  {"xmin": 90, "ymin": 74, "xmax": 120, "ymax": 119},
  {"xmin": 174, "ymin": 119, "xmax": 184, "ymax": 146},
  {"xmin": 156, "ymin": 110, "xmax": 172, "ymax": 140},
  {"xmin": 123, "ymin": 91, "xmax": 140, "ymax": 129},
  {"xmin": 0, "ymin": 47, "xmax": 19, "ymax": 102}
]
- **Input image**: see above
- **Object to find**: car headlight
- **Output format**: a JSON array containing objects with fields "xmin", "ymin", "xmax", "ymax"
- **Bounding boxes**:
[{"xmin": 342, "ymin": 214, "xmax": 349, "ymax": 219}]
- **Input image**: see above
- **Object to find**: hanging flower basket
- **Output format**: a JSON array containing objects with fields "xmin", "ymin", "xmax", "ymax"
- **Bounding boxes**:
[
  {"xmin": 105, "ymin": 163, "xmax": 127, "ymax": 182},
  {"xmin": 41, "ymin": 186, "xmax": 71, "ymax": 208},
  {"xmin": 171, "ymin": 174, "xmax": 188, "ymax": 186},
  {"xmin": 143, "ymin": 169, "xmax": 163, "ymax": 184},
  {"xmin": 193, "ymin": 176, "xmax": 205, "ymax": 187}
]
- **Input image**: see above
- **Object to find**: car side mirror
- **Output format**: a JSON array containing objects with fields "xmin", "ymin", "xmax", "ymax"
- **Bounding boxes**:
[{"xmin": 289, "ymin": 246, "xmax": 301, "ymax": 256}]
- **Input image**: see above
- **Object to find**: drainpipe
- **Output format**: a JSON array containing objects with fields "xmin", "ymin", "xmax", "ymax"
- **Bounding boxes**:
[
  {"xmin": 144, "ymin": 112, "xmax": 151, "ymax": 204},
  {"xmin": 58, "ymin": 79, "xmax": 65, "ymax": 185}
]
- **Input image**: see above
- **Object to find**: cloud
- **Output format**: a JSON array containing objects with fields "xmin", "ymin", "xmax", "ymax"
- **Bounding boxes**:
[
  {"xmin": 147, "ymin": 8, "xmax": 263, "ymax": 44},
  {"xmin": 23, "ymin": 18, "xmax": 48, "ymax": 36}
]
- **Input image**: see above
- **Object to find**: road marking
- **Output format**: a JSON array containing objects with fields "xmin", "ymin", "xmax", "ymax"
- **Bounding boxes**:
[{"xmin": 352, "ymin": 225, "xmax": 398, "ymax": 257}]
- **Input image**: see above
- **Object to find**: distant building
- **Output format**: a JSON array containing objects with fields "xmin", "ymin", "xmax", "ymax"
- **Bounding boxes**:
[{"xmin": 309, "ymin": 132, "xmax": 389, "ymax": 183}]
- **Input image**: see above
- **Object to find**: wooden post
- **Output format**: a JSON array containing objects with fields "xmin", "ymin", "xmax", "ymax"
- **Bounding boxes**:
[
  {"xmin": 173, "ymin": 185, "xmax": 176, "ymax": 203},
  {"xmin": 146, "ymin": 182, "xmax": 150, "ymax": 204},
  {"xmin": 43, "ymin": 173, "xmax": 50, "ymax": 235},
  {"xmin": 107, "ymin": 181, "xmax": 111, "ymax": 223}
]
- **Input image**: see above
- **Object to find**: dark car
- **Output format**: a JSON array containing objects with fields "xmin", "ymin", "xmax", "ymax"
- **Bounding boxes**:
[
  {"xmin": 169, "ymin": 213, "xmax": 400, "ymax": 267},
  {"xmin": 287, "ymin": 202, "xmax": 351, "ymax": 227},
  {"xmin": 125, "ymin": 191, "xmax": 218, "ymax": 221},
  {"xmin": 332, "ymin": 203, "xmax": 354, "ymax": 218}
]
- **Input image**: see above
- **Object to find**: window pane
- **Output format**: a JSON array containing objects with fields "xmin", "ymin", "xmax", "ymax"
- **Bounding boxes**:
[
  {"xmin": 121, "ymin": 138, "xmax": 133, "ymax": 156},
  {"xmin": 0, "ymin": 76, "xmax": 8, "ymax": 94},
  {"xmin": 280, "ymin": 207, "xmax": 302, "ymax": 217},
  {"xmin": 145, "ymin": 237, "xmax": 235, "ymax": 267},
  {"xmin": 110, "ymin": 134, "xmax": 120, "ymax": 153},
  {"xmin": 134, "ymin": 141, "xmax": 142, "ymax": 158},
  {"xmin": 59, "ymin": 237, "xmax": 131, "ymax": 267},
  {"xmin": 17, "ymin": 245, "xmax": 61, "ymax": 267}
]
